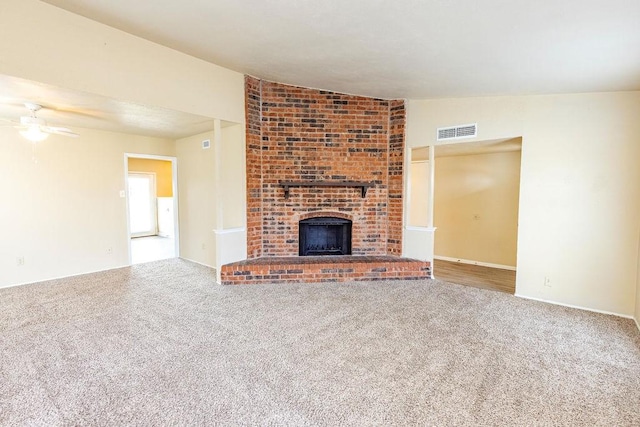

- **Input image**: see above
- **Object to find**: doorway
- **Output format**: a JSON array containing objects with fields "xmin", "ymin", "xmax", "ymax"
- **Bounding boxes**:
[
  {"xmin": 125, "ymin": 154, "xmax": 179, "ymax": 264},
  {"xmin": 128, "ymin": 172, "xmax": 157, "ymax": 237},
  {"xmin": 409, "ymin": 138, "xmax": 522, "ymax": 293}
]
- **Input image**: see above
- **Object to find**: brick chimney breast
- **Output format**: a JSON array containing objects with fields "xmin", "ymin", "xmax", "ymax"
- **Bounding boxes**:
[{"xmin": 245, "ymin": 76, "xmax": 405, "ymax": 258}]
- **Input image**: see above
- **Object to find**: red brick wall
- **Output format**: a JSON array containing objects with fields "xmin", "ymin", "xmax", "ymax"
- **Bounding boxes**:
[
  {"xmin": 245, "ymin": 76, "xmax": 405, "ymax": 258},
  {"xmin": 245, "ymin": 76, "xmax": 263, "ymax": 258},
  {"xmin": 388, "ymin": 100, "xmax": 406, "ymax": 255}
]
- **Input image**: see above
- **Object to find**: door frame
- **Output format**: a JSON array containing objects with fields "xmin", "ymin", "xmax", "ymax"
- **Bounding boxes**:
[
  {"xmin": 405, "ymin": 139, "xmax": 523, "ymax": 290},
  {"xmin": 128, "ymin": 171, "xmax": 158, "ymax": 237},
  {"xmin": 124, "ymin": 153, "xmax": 180, "ymax": 265}
]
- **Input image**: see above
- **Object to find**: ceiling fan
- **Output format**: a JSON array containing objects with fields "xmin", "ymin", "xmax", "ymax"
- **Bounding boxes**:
[{"xmin": 8, "ymin": 103, "xmax": 79, "ymax": 142}]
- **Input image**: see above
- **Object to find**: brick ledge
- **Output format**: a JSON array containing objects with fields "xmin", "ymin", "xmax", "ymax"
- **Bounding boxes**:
[{"xmin": 221, "ymin": 255, "xmax": 431, "ymax": 285}]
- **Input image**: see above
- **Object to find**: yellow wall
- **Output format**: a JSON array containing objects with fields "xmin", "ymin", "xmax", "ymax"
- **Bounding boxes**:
[
  {"xmin": 176, "ymin": 131, "xmax": 217, "ymax": 267},
  {"xmin": 127, "ymin": 158, "xmax": 173, "ymax": 197},
  {"xmin": 433, "ymin": 151, "xmax": 521, "ymax": 267},
  {"xmin": 406, "ymin": 91, "xmax": 640, "ymax": 316},
  {"xmin": 0, "ymin": 127, "xmax": 175, "ymax": 288}
]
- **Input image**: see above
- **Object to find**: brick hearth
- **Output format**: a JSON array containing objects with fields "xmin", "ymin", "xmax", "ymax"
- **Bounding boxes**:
[{"xmin": 221, "ymin": 256, "xmax": 431, "ymax": 285}]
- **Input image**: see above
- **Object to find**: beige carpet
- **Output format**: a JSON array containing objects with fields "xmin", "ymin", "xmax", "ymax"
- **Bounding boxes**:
[{"xmin": 1, "ymin": 259, "xmax": 639, "ymax": 426}]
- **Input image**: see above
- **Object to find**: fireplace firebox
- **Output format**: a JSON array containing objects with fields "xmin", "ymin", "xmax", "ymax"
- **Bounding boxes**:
[{"xmin": 299, "ymin": 217, "xmax": 352, "ymax": 256}]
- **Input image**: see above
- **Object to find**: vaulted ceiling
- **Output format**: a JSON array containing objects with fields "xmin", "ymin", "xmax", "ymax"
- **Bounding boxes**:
[
  {"xmin": 41, "ymin": 0, "xmax": 640, "ymax": 99},
  {"xmin": 4, "ymin": 1, "xmax": 639, "ymax": 139}
]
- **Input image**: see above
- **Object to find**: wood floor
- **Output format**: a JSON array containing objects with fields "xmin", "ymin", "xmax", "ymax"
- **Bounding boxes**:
[{"xmin": 433, "ymin": 259, "xmax": 516, "ymax": 294}]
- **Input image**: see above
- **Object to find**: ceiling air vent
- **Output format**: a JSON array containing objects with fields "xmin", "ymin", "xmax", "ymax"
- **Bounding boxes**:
[{"xmin": 437, "ymin": 123, "xmax": 477, "ymax": 141}]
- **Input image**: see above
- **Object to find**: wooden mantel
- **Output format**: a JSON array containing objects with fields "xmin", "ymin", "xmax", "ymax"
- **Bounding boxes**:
[{"xmin": 279, "ymin": 181, "xmax": 375, "ymax": 199}]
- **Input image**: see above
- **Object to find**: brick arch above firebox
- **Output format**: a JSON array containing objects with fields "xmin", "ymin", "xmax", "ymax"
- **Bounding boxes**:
[{"xmin": 298, "ymin": 211, "xmax": 353, "ymax": 222}]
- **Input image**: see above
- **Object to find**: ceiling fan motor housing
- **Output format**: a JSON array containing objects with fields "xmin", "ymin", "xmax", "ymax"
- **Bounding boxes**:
[{"xmin": 20, "ymin": 116, "xmax": 46, "ymax": 127}]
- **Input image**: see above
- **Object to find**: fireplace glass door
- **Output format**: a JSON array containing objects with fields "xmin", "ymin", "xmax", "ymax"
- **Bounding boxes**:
[{"xmin": 299, "ymin": 217, "xmax": 352, "ymax": 256}]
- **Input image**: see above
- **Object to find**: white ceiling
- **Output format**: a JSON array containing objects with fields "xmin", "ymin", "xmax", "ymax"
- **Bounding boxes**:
[
  {"xmin": 0, "ymin": 74, "xmax": 216, "ymax": 139},
  {"xmin": 42, "ymin": 0, "xmax": 640, "ymax": 99},
  {"xmin": 5, "ymin": 1, "xmax": 639, "ymax": 138}
]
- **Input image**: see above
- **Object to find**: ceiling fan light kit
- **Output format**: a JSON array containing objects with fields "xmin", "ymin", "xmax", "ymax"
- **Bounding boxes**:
[
  {"xmin": 19, "ymin": 126, "xmax": 50, "ymax": 142},
  {"xmin": 4, "ymin": 102, "xmax": 79, "ymax": 142},
  {"xmin": 19, "ymin": 111, "xmax": 48, "ymax": 142}
]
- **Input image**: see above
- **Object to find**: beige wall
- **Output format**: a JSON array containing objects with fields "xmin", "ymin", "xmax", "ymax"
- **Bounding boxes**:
[
  {"xmin": 127, "ymin": 158, "xmax": 173, "ymax": 197},
  {"xmin": 406, "ymin": 91, "xmax": 640, "ymax": 316},
  {"xmin": 408, "ymin": 161, "xmax": 429, "ymax": 227},
  {"xmin": 432, "ymin": 151, "xmax": 521, "ymax": 267},
  {"xmin": 0, "ymin": 0, "xmax": 248, "ymax": 284},
  {"xmin": 636, "ymin": 233, "xmax": 640, "ymax": 327},
  {"xmin": 176, "ymin": 131, "xmax": 217, "ymax": 267},
  {"xmin": 220, "ymin": 124, "xmax": 246, "ymax": 229},
  {"xmin": 1, "ymin": 0, "xmax": 245, "ymax": 123},
  {"xmin": 0, "ymin": 127, "xmax": 175, "ymax": 288}
]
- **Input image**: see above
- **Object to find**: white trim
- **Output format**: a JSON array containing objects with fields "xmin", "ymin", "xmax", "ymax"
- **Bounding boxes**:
[
  {"xmin": 402, "ymin": 148, "xmax": 411, "ymax": 228},
  {"xmin": 127, "ymin": 171, "xmax": 158, "ymax": 237},
  {"xmin": 428, "ymin": 146, "xmax": 435, "ymax": 229},
  {"xmin": 635, "ymin": 316, "xmax": 640, "ymax": 332},
  {"xmin": 213, "ymin": 227, "xmax": 246, "ymax": 235},
  {"xmin": 124, "ymin": 153, "xmax": 175, "ymax": 161},
  {"xmin": 0, "ymin": 264, "xmax": 131, "ymax": 290},
  {"xmin": 124, "ymin": 153, "xmax": 180, "ymax": 263},
  {"xmin": 213, "ymin": 119, "xmax": 224, "ymax": 230},
  {"xmin": 179, "ymin": 256, "xmax": 216, "ymax": 270},
  {"xmin": 405, "ymin": 226, "xmax": 437, "ymax": 232},
  {"xmin": 1, "ymin": 257, "xmax": 220, "ymax": 290},
  {"xmin": 434, "ymin": 255, "xmax": 516, "ymax": 271},
  {"xmin": 515, "ymin": 293, "xmax": 635, "ymax": 320}
]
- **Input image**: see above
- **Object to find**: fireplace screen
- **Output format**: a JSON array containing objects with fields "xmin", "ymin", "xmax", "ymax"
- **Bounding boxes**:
[{"xmin": 299, "ymin": 217, "xmax": 352, "ymax": 256}]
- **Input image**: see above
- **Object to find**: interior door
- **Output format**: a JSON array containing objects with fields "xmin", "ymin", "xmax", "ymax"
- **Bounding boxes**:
[{"xmin": 128, "ymin": 172, "xmax": 157, "ymax": 237}]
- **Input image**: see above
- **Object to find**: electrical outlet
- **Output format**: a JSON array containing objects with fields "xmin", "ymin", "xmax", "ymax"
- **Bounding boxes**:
[
  {"xmin": 106, "ymin": 247, "xmax": 113, "ymax": 255},
  {"xmin": 16, "ymin": 256, "xmax": 25, "ymax": 266},
  {"xmin": 543, "ymin": 276, "xmax": 551, "ymax": 287},
  {"xmin": 201, "ymin": 243, "xmax": 206, "ymax": 250}
]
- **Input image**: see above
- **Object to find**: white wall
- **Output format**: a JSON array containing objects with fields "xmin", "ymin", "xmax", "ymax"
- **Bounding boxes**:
[
  {"xmin": 176, "ymin": 131, "xmax": 217, "ymax": 267},
  {"xmin": 0, "ymin": 127, "xmax": 175, "ymax": 288},
  {"xmin": 406, "ymin": 91, "xmax": 640, "ymax": 316},
  {"xmin": 0, "ymin": 0, "xmax": 245, "ymax": 123}
]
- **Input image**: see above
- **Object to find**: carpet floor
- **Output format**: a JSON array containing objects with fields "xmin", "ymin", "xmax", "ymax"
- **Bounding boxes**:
[{"xmin": 1, "ymin": 259, "xmax": 639, "ymax": 426}]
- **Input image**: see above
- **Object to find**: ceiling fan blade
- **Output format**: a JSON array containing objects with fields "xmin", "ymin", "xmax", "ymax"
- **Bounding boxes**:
[{"xmin": 43, "ymin": 126, "xmax": 79, "ymax": 138}]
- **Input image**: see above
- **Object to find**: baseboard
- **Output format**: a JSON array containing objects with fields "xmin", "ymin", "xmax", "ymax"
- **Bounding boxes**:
[
  {"xmin": 178, "ymin": 257, "xmax": 216, "ymax": 271},
  {"xmin": 1, "ymin": 257, "xmax": 217, "ymax": 291},
  {"xmin": 515, "ymin": 293, "xmax": 635, "ymax": 320},
  {"xmin": 0, "ymin": 263, "xmax": 131, "ymax": 290},
  {"xmin": 213, "ymin": 227, "xmax": 246, "ymax": 235},
  {"xmin": 635, "ymin": 316, "xmax": 640, "ymax": 332},
  {"xmin": 434, "ymin": 255, "xmax": 516, "ymax": 271}
]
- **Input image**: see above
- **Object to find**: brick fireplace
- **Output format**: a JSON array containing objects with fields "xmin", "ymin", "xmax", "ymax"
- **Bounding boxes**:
[{"xmin": 220, "ymin": 77, "xmax": 430, "ymax": 284}]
